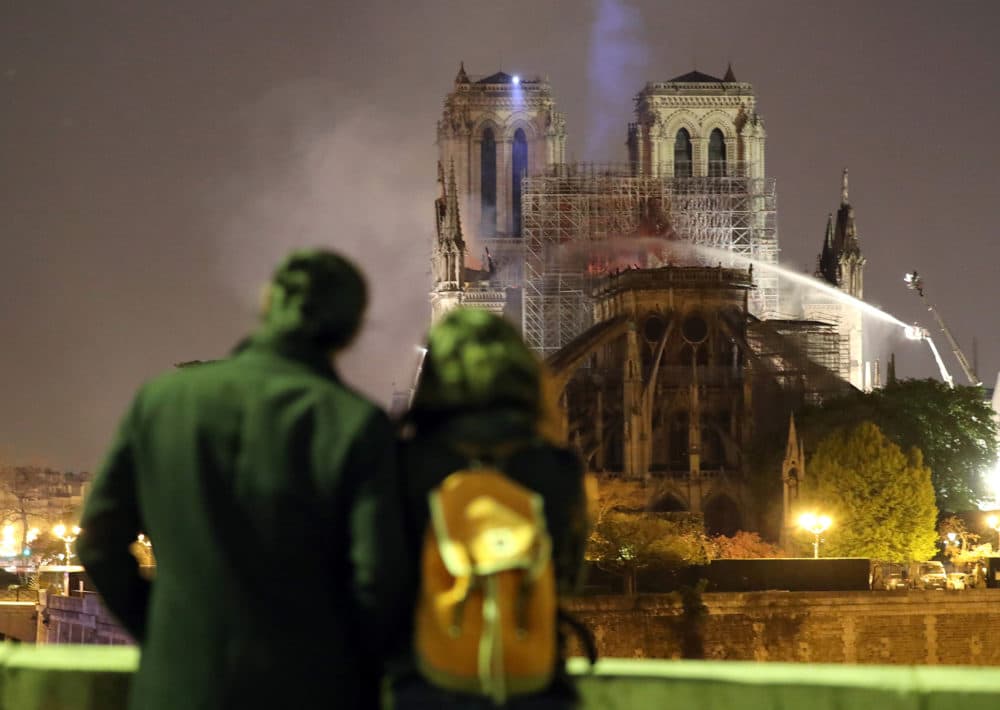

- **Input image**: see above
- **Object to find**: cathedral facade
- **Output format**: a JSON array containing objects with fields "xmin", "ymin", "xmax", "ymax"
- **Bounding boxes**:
[{"xmin": 428, "ymin": 64, "xmax": 865, "ymax": 537}]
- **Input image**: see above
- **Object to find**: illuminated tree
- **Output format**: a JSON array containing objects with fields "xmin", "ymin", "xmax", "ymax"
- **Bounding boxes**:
[
  {"xmin": 760, "ymin": 380, "xmax": 998, "ymax": 513},
  {"xmin": 0, "ymin": 466, "xmax": 52, "ymax": 555},
  {"xmin": 804, "ymin": 422, "xmax": 938, "ymax": 562},
  {"xmin": 710, "ymin": 531, "xmax": 785, "ymax": 559},
  {"xmin": 587, "ymin": 509, "xmax": 708, "ymax": 595}
]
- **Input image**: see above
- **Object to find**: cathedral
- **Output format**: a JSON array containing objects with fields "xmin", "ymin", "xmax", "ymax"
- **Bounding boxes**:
[{"xmin": 429, "ymin": 64, "xmax": 867, "ymax": 538}]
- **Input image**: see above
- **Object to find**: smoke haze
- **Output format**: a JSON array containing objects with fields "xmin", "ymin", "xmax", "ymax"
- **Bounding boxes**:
[
  {"xmin": 215, "ymin": 79, "xmax": 432, "ymax": 404},
  {"xmin": 4, "ymin": 1, "xmax": 1000, "ymax": 470}
]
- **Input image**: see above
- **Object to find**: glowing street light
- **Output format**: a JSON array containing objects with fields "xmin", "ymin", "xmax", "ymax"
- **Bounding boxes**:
[
  {"xmin": 52, "ymin": 523, "xmax": 81, "ymax": 596},
  {"xmin": 799, "ymin": 512, "xmax": 832, "ymax": 559}
]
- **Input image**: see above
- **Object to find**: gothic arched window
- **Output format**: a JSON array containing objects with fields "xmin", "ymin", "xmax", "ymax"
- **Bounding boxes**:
[
  {"xmin": 674, "ymin": 128, "xmax": 692, "ymax": 177},
  {"xmin": 669, "ymin": 412, "xmax": 689, "ymax": 469},
  {"xmin": 512, "ymin": 128, "xmax": 528, "ymax": 236},
  {"xmin": 708, "ymin": 128, "xmax": 726, "ymax": 177},
  {"xmin": 481, "ymin": 127, "xmax": 497, "ymax": 236}
]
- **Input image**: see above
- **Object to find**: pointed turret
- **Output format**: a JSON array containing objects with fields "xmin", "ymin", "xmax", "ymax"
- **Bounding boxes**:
[
  {"xmin": 784, "ymin": 413, "xmax": 800, "ymax": 465},
  {"xmin": 815, "ymin": 170, "xmax": 865, "ymax": 297},
  {"xmin": 780, "ymin": 413, "xmax": 805, "ymax": 552},
  {"xmin": 723, "ymin": 62, "xmax": 736, "ymax": 82},
  {"xmin": 446, "ymin": 159, "xmax": 464, "ymax": 249},
  {"xmin": 455, "ymin": 61, "xmax": 469, "ymax": 85},
  {"xmin": 432, "ymin": 160, "xmax": 465, "ymax": 294},
  {"xmin": 817, "ymin": 213, "xmax": 836, "ymax": 284}
]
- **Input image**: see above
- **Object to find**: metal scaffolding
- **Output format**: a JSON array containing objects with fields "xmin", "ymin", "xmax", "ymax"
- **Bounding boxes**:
[
  {"xmin": 747, "ymin": 319, "xmax": 850, "ymax": 403},
  {"xmin": 521, "ymin": 162, "xmax": 778, "ymax": 357}
]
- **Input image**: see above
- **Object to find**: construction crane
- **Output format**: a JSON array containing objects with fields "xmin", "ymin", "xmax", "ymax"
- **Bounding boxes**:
[
  {"xmin": 903, "ymin": 271, "xmax": 981, "ymax": 386},
  {"xmin": 903, "ymin": 325, "xmax": 954, "ymax": 389}
]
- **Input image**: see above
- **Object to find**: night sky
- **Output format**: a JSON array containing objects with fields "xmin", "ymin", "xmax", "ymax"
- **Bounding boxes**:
[{"xmin": 4, "ymin": 1, "xmax": 1000, "ymax": 470}]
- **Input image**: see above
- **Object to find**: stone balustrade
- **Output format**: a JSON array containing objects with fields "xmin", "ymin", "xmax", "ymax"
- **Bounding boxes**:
[{"xmin": 1, "ymin": 645, "xmax": 1000, "ymax": 709}]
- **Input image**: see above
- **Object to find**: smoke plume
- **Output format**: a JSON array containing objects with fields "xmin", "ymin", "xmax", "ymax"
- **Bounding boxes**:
[{"xmin": 585, "ymin": 0, "xmax": 649, "ymax": 161}]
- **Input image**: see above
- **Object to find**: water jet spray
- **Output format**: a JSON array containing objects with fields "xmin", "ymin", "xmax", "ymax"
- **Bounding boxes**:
[
  {"xmin": 904, "ymin": 325, "xmax": 954, "ymax": 389},
  {"xmin": 687, "ymin": 244, "xmax": 908, "ymax": 328}
]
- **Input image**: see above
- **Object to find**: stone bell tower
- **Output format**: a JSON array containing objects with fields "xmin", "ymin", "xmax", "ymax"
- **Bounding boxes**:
[
  {"xmin": 437, "ymin": 62, "xmax": 566, "ymax": 241},
  {"xmin": 627, "ymin": 64, "xmax": 767, "ymax": 181}
]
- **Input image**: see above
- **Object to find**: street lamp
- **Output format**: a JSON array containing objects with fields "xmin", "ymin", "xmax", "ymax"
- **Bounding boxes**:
[
  {"xmin": 799, "ymin": 512, "xmax": 832, "ymax": 559},
  {"xmin": 51, "ymin": 523, "xmax": 81, "ymax": 596},
  {"xmin": 987, "ymin": 515, "xmax": 1000, "ymax": 551}
]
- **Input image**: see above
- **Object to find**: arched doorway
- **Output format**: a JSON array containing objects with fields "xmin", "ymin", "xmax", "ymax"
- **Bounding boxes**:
[{"xmin": 704, "ymin": 494, "xmax": 742, "ymax": 537}]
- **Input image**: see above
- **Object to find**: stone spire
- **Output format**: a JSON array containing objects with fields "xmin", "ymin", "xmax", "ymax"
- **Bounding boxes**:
[
  {"xmin": 817, "ymin": 213, "xmax": 836, "ymax": 283},
  {"xmin": 780, "ymin": 413, "xmax": 805, "ymax": 551},
  {"xmin": 455, "ymin": 60, "xmax": 469, "ymax": 85},
  {"xmin": 723, "ymin": 62, "xmax": 736, "ymax": 82},
  {"xmin": 886, "ymin": 352, "xmax": 897, "ymax": 386},
  {"xmin": 432, "ymin": 160, "xmax": 465, "ymax": 291},
  {"xmin": 446, "ymin": 159, "xmax": 464, "ymax": 248},
  {"xmin": 815, "ymin": 170, "xmax": 865, "ymax": 297},
  {"xmin": 783, "ymin": 413, "xmax": 802, "ymax": 467}
]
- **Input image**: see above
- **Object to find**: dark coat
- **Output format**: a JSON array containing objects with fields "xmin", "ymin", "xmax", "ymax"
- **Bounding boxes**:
[{"xmin": 77, "ymin": 334, "xmax": 407, "ymax": 710}]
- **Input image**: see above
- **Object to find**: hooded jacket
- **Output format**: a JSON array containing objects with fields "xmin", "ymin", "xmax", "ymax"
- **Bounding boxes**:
[{"xmin": 391, "ymin": 309, "xmax": 588, "ymax": 688}]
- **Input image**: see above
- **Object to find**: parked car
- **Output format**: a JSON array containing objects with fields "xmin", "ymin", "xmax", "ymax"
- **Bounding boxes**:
[
  {"xmin": 908, "ymin": 561, "xmax": 947, "ymax": 590},
  {"xmin": 870, "ymin": 561, "xmax": 905, "ymax": 590},
  {"xmin": 882, "ymin": 572, "xmax": 907, "ymax": 590},
  {"xmin": 947, "ymin": 572, "xmax": 968, "ymax": 590}
]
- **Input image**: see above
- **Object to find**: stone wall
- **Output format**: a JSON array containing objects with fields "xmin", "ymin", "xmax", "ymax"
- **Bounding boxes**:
[
  {"xmin": 565, "ymin": 590, "xmax": 1000, "ymax": 665},
  {"xmin": 0, "ymin": 602, "xmax": 37, "ymax": 642},
  {"xmin": 38, "ymin": 591, "xmax": 133, "ymax": 645}
]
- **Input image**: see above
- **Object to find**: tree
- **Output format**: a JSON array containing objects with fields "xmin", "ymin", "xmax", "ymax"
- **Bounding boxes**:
[
  {"xmin": 804, "ymin": 422, "xmax": 939, "ymax": 562},
  {"xmin": 0, "ymin": 466, "xmax": 54, "ymax": 555},
  {"xmin": 710, "ymin": 531, "xmax": 785, "ymax": 559},
  {"xmin": 938, "ymin": 515, "xmax": 980, "ymax": 562},
  {"xmin": 876, "ymin": 380, "xmax": 996, "ymax": 512},
  {"xmin": 0, "ymin": 465, "xmax": 83, "ymax": 557},
  {"xmin": 760, "ymin": 380, "xmax": 997, "ymax": 513},
  {"xmin": 587, "ymin": 509, "xmax": 709, "ymax": 595}
]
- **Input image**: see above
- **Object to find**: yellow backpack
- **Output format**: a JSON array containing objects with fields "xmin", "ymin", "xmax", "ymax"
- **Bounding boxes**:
[{"xmin": 414, "ymin": 466, "xmax": 556, "ymax": 705}]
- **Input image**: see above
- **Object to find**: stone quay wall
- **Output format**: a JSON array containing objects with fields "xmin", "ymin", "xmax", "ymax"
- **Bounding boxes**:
[
  {"xmin": 565, "ymin": 590, "xmax": 1000, "ymax": 665},
  {"xmin": 37, "ymin": 591, "xmax": 133, "ymax": 645}
]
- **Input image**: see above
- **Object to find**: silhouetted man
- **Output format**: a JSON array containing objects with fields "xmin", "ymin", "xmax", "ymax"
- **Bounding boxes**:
[{"xmin": 78, "ymin": 249, "xmax": 406, "ymax": 709}]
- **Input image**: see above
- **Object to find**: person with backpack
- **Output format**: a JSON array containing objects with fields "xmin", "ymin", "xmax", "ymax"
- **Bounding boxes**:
[
  {"xmin": 389, "ymin": 308, "xmax": 589, "ymax": 709},
  {"xmin": 76, "ymin": 249, "xmax": 408, "ymax": 710}
]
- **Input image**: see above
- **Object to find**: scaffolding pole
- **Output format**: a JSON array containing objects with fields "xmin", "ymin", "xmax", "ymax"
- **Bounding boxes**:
[{"xmin": 521, "ymin": 162, "xmax": 778, "ymax": 357}]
